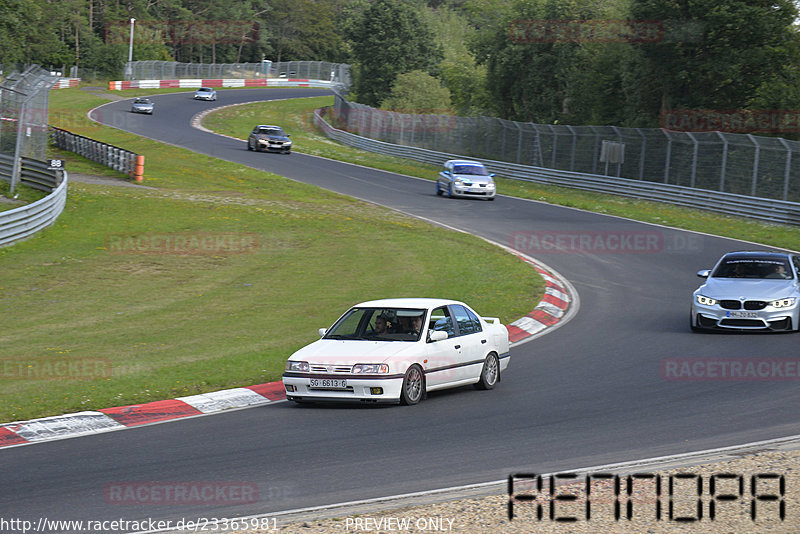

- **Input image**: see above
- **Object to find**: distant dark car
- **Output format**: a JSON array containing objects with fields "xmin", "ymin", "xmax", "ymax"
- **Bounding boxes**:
[
  {"xmin": 691, "ymin": 251, "xmax": 800, "ymax": 331},
  {"xmin": 247, "ymin": 125, "xmax": 292, "ymax": 154},
  {"xmin": 194, "ymin": 87, "xmax": 217, "ymax": 101},
  {"xmin": 130, "ymin": 97, "xmax": 153, "ymax": 114}
]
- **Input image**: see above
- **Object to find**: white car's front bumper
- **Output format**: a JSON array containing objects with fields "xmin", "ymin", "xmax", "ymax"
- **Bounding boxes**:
[{"xmin": 282, "ymin": 373, "xmax": 404, "ymax": 403}]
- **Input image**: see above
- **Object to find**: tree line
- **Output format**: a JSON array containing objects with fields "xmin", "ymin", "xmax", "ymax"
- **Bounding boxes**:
[{"xmin": 2, "ymin": 0, "xmax": 799, "ymax": 129}]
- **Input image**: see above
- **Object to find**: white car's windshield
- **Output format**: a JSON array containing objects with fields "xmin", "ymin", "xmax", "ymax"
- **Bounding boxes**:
[
  {"xmin": 324, "ymin": 307, "xmax": 427, "ymax": 341},
  {"xmin": 453, "ymin": 165, "xmax": 488, "ymax": 176},
  {"xmin": 712, "ymin": 258, "xmax": 793, "ymax": 279}
]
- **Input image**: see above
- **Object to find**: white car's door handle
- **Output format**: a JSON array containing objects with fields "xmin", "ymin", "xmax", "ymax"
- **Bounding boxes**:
[{"xmin": 454, "ymin": 345, "xmax": 461, "ymax": 350}]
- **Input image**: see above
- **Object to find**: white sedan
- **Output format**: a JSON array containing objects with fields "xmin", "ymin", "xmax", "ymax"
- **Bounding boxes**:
[{"xmin": 282, "ymin": 298, "xmax": 510, "ymax": 405}]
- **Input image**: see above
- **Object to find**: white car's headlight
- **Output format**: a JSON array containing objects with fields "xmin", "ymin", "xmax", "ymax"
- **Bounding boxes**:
[
  {"xmin": 454, "ymin": 179, "xmax": 463, "ymax": 186},
  {"xmin": 286, "ymin": 360, "xmax": 309, "ymax": 372},
  {"xmin": 352, "ymin": 363, "xmax": 389, "ymax": 374},
  {"xmin": 696, "ymin": 295, "xmax": 717, "ymax": 306},
  {"xmin": 771, "ymin": 297, "xmax": 796, "ymax": 308}
]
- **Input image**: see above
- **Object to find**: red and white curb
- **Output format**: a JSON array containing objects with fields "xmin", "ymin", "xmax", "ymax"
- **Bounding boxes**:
[
  {"xmin": 0, "ymin": 383, "xmax": 285, "ymax": 448},
  {"xmin": 504, "ymin": 248, "xmax": 576, "ymax": 344},
  {"xmin": 51, "ymin": 78, "xmax": 80, "ymax": 89}
]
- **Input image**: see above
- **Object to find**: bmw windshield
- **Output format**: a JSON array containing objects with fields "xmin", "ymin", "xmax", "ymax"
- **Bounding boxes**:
[{"xmin": 711, "ymin": 257, "xmax": 794, "ymax": 279}]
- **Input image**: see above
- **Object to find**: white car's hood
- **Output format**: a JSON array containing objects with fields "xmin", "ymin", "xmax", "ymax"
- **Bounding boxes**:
[
  {"xmin": 452, "ymin": 173, "xmax": 492, "ymax": 184},
  {"xmin": 289, "ymin": 339, "xmax": 420, "ymax": 364},
  {"xmin": 699, "ymin": 278, "xmax": 798, "ymax": 300}
]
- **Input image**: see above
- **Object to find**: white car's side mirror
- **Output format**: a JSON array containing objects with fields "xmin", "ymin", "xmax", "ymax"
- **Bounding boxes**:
[
  {"xmin": 318, "ymin": 328, "xmax": 327, "ymax": 337},
  {"xmin": 428, "ymin": 330, "xmax": 448, "ymax": 342},
  {"xmin": 697, "ymin": 270, "xmax": 710, "ymax": 278}
]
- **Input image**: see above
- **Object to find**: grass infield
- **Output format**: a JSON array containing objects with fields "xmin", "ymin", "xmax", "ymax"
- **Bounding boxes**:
[{"xmin": 0, "ymin": 88, "xmax": 543, "ymax": 423}]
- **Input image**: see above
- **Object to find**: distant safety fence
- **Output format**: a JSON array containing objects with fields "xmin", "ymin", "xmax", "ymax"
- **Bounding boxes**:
[
  {"xmin": 331, "ymin": 94, "xmax": 800, "ymax": 204},
  {"xmin": 0, "ymin": 64, "xmax": 60, "ymax": 195},
  {"xmin": 314, "ymin": 108, "xmax": 800, "ymax": 226},
  {"xmin": 0, "ymin": 153, "xmax": 68, "ymax": 247},
  {"xmin": 126, "ymin": 60, "xmax": 351, "ymax": 87},
  {"xmin": 49, "ymin": 127, "xmax": 144, "ymax": 182},
  {"xmin": 108, "ymin": 78, "xmax": 338, "ymax": 90}
]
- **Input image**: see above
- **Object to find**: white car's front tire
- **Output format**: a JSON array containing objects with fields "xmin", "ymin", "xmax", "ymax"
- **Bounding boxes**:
[{"xmin": 400, "ymin": 365, "xmax": 424, "ymax": 405}]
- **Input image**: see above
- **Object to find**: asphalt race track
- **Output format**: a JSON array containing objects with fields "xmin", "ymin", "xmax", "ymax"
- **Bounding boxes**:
[{"xmin": 3, "ymin": 88, "xmax": 800, "ymax": 531}]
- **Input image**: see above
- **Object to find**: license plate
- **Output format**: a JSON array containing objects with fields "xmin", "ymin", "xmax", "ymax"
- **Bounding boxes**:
[
  {"xmin": 728, "ymin": 311, "xmax": 758, "ymax": 318},
  {"xmin": 309, "ymin": 378, "xmax": 348, "ymax": 389}
]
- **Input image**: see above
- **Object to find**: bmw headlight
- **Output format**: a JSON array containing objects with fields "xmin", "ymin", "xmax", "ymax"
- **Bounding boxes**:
[
  {"xmin": 286, "ymin": 360, "xmax": 309, "ymax": 372},
  {"xmin": 352, "ymin": 363, "xmax": 389, "ymax": 374},
  {"xmin": 771, "ymin": 297, "xmax": 796, "ymax": 308},
  {"xmin": 696, "ymin": 295, "xmax": 717, "ymax": 306}
]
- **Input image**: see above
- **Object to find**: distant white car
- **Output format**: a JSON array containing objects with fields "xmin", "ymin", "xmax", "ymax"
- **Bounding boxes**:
[
  {"xmin": 436, "ymin": 159, "xmax": 496, "ymax": 200},
  {"xmin": 282, "ymin": 298, "xmax": 510, "ymax": 405},
  {"xmin": 194, "ymin": 87, "xmax": 217, "ymax": 101}
]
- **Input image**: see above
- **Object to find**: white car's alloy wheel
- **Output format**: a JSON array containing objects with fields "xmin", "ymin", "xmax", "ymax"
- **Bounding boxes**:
[
  {"xmin": 475, "ymin": 353, "xmax": 499, "ymax": 390},
  {"xmin": 401, "ymin": 365, "xmax": 424, "ymax": 405}
]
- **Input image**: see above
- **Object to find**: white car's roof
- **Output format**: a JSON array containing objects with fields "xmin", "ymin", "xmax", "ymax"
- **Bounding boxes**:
[
  {"xmin": 444, "ymin": 159, "xmax": 485, "ymax": 167},
  {"xmin": 352, "ymin": 297, "xmax": 466, "ymax": 309}
]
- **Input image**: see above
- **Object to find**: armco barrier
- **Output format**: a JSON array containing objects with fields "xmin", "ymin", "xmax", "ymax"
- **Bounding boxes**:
[
  {"xmin": 313, "ymin": 108, "xmax": 800, "ymax": 226},
  {"xmin": 50, "ymin": 127, "xmax": 143, "ymax": 181},
  {"xmin": 0, "ymin": 154, "xmax": 68, "ymax": 247}
]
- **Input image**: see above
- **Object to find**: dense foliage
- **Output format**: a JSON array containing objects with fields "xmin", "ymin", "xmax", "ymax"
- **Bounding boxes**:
[{"xmin": 2, "ymin": 0, "xmax": 800, "ymax": 128}]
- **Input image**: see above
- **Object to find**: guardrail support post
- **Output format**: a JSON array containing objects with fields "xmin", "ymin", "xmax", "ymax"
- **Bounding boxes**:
[{"xmin": 779, "ymin": 138, "xmax": 792, "ymax": 201}]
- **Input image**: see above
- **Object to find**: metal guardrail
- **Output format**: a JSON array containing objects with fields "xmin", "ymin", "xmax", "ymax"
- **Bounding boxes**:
[
  {"xmin": 0, "ymin": 154, "xmax": 68, "ymax": 247},
  {"xmin": 314, "ymin": 108, "xmax": 800, "ymax": 226},
  {"xmin": 50, "ymin": 127, "xmax": 140, "ymax": 176},
  {"xmin": 0, "ymin": 153, "xmax": 60, "ymax": 191}
]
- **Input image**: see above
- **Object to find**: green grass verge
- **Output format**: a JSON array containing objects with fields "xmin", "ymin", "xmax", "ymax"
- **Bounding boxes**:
[
  {"xmin": 0, "ymin": 89, "xmax": 543, "ymax": 423},
  {"xmin": 204, "ymin": 97, "xmax": 800, "ymax": 253},
  {"xmin": 0, "ymin": 181, "xmax": 46, "ymax": 212}
]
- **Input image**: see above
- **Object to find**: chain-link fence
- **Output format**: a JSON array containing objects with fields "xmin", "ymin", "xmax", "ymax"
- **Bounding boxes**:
[
  {"xmin": 126, "ymin": 60, "xmax": 350, "ymax": 86},
  {"xmin": 0, "ymin": 65, "xmax": 59, "ymax": 193},
  {"xmin": 332, "ymin": 94, "xmax": 800, "ymax": 203}
]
